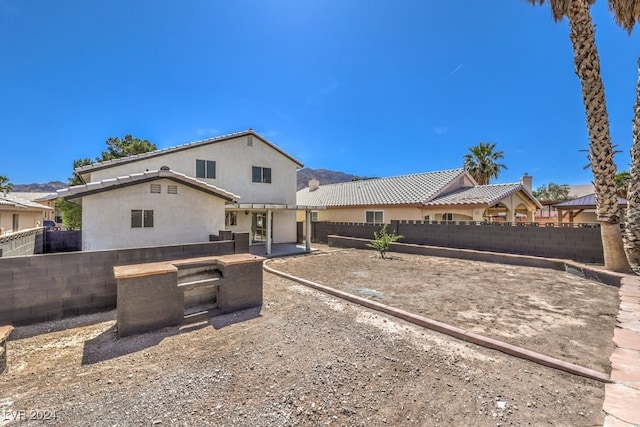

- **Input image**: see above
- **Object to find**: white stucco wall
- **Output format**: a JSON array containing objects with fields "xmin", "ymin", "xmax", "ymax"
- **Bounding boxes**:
[
  {"xmin": 86, "ymin": 135, "xmax": 299, "ymax": 205},
  {"xmin": 80, "ymin": 178, "xmax": 227, "ymax": 251},
  {"xmin": 227, "ymin": 209, "xmax": 297, "ymax": 244}
]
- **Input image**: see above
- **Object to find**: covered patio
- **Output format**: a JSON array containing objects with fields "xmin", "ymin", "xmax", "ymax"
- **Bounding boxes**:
[{"xmin": 226, "ymin": 203, "xmax": 325, "ymax": 256}]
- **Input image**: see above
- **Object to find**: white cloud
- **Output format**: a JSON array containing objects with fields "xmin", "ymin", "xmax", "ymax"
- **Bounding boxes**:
[
  {"xmin": 306, "ymin": 80, "xmax": 339, "ymax": 108},
  {"xmin": 447, "ymin": 64, "xmax": 463, "ymax": 77}
]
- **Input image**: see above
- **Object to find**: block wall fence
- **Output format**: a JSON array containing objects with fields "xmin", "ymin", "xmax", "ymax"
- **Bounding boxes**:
[
  {"xmin": 0, "ymin": 239, "xmax": 244, "ymax": 326},
  {"xmin": 311, "ymin": 220, "xmax": 604, "ymax": 264}
]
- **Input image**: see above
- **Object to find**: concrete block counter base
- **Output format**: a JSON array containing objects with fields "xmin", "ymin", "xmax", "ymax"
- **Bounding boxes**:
[{"xmin": 114, "ymin": 254, "xmax": 264, "ymax": 338}]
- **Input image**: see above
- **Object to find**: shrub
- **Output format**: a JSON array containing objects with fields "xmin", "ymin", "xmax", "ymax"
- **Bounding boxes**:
[{"xmin": 367, "ymin": 224, "xmax": 403, "ymax": 259}]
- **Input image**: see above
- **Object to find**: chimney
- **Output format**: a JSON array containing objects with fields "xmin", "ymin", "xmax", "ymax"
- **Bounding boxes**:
[
  {"xmin": 521, "ymin": 173, "xmax": 532, "ymax": 192},
  {"xmin": 309, "ymin": 179, "xmax": 320, "ymax": 192}
]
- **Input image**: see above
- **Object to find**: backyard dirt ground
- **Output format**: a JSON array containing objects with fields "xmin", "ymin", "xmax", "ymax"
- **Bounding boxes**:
[{"xmin": 0, "ymin": 246, "xmax": 620, "ymax": 426}]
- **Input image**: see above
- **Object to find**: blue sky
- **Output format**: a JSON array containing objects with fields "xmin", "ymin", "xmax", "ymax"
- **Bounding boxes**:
[{"xmin": 1, "ymin": 1, "xmax": 639, "ymax": 188}]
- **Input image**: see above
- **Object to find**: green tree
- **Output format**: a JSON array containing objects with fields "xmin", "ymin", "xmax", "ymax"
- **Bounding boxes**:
[
  {"xmin": 100, "ymin": 134, "xmax": 157, "ymax": 161},
  {"xmin": 56, "ymin": 197, "xmax": 82, "ymax": 229},
  {"xmin": 615, "ymin": 171, "xmax": 630, "ymax": 198},
  {"xmin": 525, "ymin": 0, "xmax": 630, "ymax": 273},
  {"xmin": 59, "ymin": 135, "xmax": 157, "ymax": 228},
  {"xmin": 607, "ymin": 0, "xmax": 640, "ymax": 272},
  {"xmin": 463, "ymin": 142, "xmax": 507, "ymax": 185},
  {"xmin": 367, "ymin": 224, "xmax": 403, "ymax": 259},
  {"xmin": 532, "ymin": 183, "xmax": 572, "ymax": 202},
  {"xmin": 0, "ymin": 175, "xmax": 12, "ymax": 195}
]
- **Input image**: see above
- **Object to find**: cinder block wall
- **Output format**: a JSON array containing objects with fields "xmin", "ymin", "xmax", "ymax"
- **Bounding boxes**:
[
  {"xmin": 313, "ymin": 221, "xmax": 604, "ymax": 264},
  {"xmin": 44, "ymin": 230, "xmax": 82, "ymax": 253},
  {"xmin": 0, "ymin": 240, "xmax": 236, "ymax": 326},
  {"xmin": 0, "ymin": 229, "xmax": 44, "ymax": 258}
]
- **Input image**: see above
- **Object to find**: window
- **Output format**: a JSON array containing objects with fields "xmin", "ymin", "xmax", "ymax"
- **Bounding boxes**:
[
  {"xmin": 167, "ymin": 185, "xmax": 178, "ymax": 194},
  {"xmin": 311, "ymin": 211, "xmax": 319, "ymax": 222},
  {"xmin": 252, "ymin": 166, "xmax": 272, "ymax": 183},
  {"xmin": 424, "ymin": 215, "xmax": 431, "ymax": 222},
  {"xmin": 150, "ymin": 184, "xmax": 161, "ymax": 193},
  {"xmin": 225, "ymin": 211, "xmax": 237, "ymax": 227},
  {"xmin": 131, "ymin": 210, "xmax": 154, "ymax": 228},
  {"xmin": 196, "ymin": 159, "xmax": 216, "ymax": 179},
  {"xmin": 442, "ymin": 213, "xmax": 453, "ymax": 221},
  {"xmin": 365, "ymin": 210, "xmax": 383, "ymax": 224},
  {"xmin": 12, "ymin": 214, "xmax": 18, "ymax": 231}
]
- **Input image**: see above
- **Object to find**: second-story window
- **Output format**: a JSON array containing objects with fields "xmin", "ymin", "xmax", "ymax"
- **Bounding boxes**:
[
  {"xmin": 252, "ymin": 166, "xmax": 271, "ymax": 183},
  {"xmin": 196, "ymin": 159, "xmax": 216, "ymax": 179}
]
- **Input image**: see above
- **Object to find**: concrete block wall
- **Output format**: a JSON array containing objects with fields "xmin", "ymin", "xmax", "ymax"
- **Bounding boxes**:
[
  {"xmin": 0, "ymin": 228, "xmax": 44, "ymax": 258},
  {"xmin": 0, "ymin": 240, "xmax": 236, "ymax": 326},
  {"xmin": 44, "ymin": 230, "xmax": 81, "ymax": 253},
  {"xmin": 313, "ymin": 221, "xmax": 604, "ymax": 264}
]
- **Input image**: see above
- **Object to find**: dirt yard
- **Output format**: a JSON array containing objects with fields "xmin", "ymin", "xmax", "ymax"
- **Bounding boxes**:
[{"xmin": 0, "ymin": 247, "xmax": 619, "ymax": 426}]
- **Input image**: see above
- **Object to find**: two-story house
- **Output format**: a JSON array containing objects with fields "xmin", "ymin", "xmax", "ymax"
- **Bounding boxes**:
[{"xmin": 59, "ymin": 130, "xmax": 317, "ymax": 253}]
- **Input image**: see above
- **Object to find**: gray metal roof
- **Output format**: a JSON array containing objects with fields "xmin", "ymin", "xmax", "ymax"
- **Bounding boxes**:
[
  {"xmin": 296, "ymin": 169, "xmax": 469, "ymax": 206},
  {"xmin": 58, "ymin": 169, "xmax": 241, "ymax": 203},
  {"xmin": 425, "ymin": 183, "xmax": 543, "ymax": 209},
  {"xmin": 0, "ymin": 193, "xmax": 53, "ymax": 210},
  {"xmin": 76, "ymin": 129, "xmax": 303, "ymax": 175},
  {"xmin": 554, "ymin": 193, "xmax": 627, "ymax": 209}
]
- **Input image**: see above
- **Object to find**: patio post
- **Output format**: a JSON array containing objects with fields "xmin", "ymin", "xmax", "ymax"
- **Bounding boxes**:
[
  {"xmin": 266, "ymin": 209, "xmax": 272, "ymax": 256},
  {"xmin": 305, "ymin": 209, "xmax": 311, "ymax": 251}
]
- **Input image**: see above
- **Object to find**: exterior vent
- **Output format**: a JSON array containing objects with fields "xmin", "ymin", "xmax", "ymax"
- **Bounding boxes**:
[
  {"xmin": 160, "ymin": 165, "xmax": 170, "ymax": 171},
  {"xmin": 167, "ymin": 185, "xmax": 178, "ymax": 195},
  {"xmin": 150, "ymin": 184, "xmax": 161, "ymax": 194},
  {"xmin": 247, "ymin": 135, "xmax": 253, "ymax": 146}
]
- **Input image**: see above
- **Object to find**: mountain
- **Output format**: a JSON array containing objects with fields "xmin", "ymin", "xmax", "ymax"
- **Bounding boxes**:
[
  {"xmin": 12, "ymin": 181, "xmax": 67, "ymax": 193},
  {"xmin": 296, "ymin": 168, "xmax": 357, "ymax": 190}
]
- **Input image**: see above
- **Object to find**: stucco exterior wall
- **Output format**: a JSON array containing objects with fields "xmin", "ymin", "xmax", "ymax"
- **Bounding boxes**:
[
  {"xmin": 0, "ymin": 210, "xmax": 47, "ymax": 233},
  {"xmin": 225, "ymin": 209, "xmax": 296, "ymax": 244},
  {"xmin": 81, "ymin": 178, "xmax": 226, "ymax": 251},
  {"xmin": 87, "ymin": 135, "xmax": 299, "ymax": 205},
  {"xmin": 296, "ymin": 205, "xmax": 482, "ymax": 224}
]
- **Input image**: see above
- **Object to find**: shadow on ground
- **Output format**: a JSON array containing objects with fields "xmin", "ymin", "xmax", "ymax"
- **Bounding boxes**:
[{"xmin": 81, "ymin": 307, "xmax": 262, "ymax": 365}]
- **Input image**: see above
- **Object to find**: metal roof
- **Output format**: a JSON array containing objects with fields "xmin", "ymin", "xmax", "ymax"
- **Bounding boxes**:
[
  {"xmin": 296, "ymin": 169, "xmax": 469, "ymax": 207},
  {"xmin": 554, "ymin": 193, "xmax": 627, "ymax": 209},
  {"xmin": 76, "ymin": 129, "xmax": 303, "ymax": 176},
  {"xmin": 424, "ymin": 183, "xmax": 543, "ymax": 209},
  {"xmin": 58, "ymin": 169, "xmax": 241, "ymax": 203}
]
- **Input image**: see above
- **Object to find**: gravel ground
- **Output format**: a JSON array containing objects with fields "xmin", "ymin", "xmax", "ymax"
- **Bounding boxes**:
[{"xmin": 0, "ymin": 248, "xmax": 613, "ymax": 426}]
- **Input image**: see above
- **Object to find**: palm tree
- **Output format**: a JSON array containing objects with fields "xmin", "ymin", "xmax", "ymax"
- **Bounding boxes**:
[
  {"xmin": 526, "ymin": 0, "xmax": 631, "ymax": 273},
  {"xmin": 0, "ymin": 175, "xmax": 12, "ymax": 195},
  {"xmin": 463, "ymin": 142, "xmax": 507, "ymax": 185},
  {"xmin": 607, "ymin": 1, "xmax": 640, "ymax": 272}
]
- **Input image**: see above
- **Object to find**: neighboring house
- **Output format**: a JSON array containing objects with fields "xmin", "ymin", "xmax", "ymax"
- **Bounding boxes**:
[
  {"xmin": 554, "ymin": 193, "xmax": 627, "ymax": 224},
  {"xmin": 296, "ymin": 168, "xmax": 541, "ymax": 225},
  {"xmin": 0, "ymin": 193, "xmax": 53, "ymax": 234},
  {"xmin": 64, "ymin": 130, "xmax": 320, "ymax": 253},
  {"xmin": 535, "ymin": 183, "xmax": 595, "ymax": 222},
  {"xmin": 11, "ymin": 192, "xmax": 60, "ymax": 224}
]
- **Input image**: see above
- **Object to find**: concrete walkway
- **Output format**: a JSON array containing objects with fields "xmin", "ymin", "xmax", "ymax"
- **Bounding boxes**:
[
  {"xmin": 249, "ymin": 243, "xmax": 313, "ymax": 258},
  {"xmin": 604, "ymin": 274, "xmax": 640, "ymax": 426}
]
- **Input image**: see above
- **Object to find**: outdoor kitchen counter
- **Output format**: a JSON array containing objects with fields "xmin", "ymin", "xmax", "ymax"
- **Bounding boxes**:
[{"xmin": 113, "ymin": 253, "xmax": 265, "ymax": 279}]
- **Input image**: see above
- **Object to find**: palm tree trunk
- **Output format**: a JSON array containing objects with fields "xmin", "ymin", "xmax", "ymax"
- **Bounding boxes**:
[
  {"xmin": 567, "ymin": 0, "xmax": 631, "ymax": 272},
  {"xmin": 625, "ymin": 58, "xmax": 640, "ymax": 273}
]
